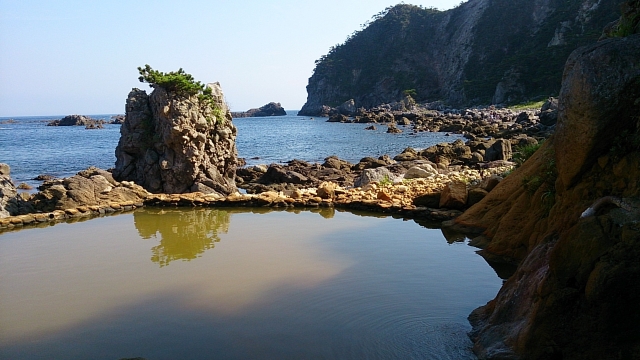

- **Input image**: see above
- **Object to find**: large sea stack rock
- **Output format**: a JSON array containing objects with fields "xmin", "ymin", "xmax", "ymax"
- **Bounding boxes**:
[
  {"xmin": 113, "ymin": 82, "xmax": 238, "ymax": 195},
  {"xmin": 0, "ymin": 163, "xmax": 17, "ymax": 218},
  {"xmin": 450, "ymin": 29, "xmax": 640, "ymax": 360}
]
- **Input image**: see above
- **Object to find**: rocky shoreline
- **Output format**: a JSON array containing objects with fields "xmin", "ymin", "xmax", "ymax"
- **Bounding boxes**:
[
  {"xmin": 2, "ymin": 2, "xmax": 638, "ymax": 358},
  {"xmin": 3, "ymin": 82, "xmax": 541, "ymax": 233},
  {"xmin": 323, "ymin": 98, "xmax": 556, "ymax": 140},
  {"xmin": 0, "ymin": 153, "xmax": 513, "ymax": 233}
]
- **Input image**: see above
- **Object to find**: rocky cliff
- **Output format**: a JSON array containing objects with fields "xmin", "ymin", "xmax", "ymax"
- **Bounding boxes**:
[
  {"xmin": 299, "ymin": 0, "xmax": 620, "ymax": 115},
  {"xmin": 113, "ymin": 81, "xmax": 238, "ymax": 195},
  {"xmin": 447, "ymin": 8, "xmax": 640, "ymax": 359}
]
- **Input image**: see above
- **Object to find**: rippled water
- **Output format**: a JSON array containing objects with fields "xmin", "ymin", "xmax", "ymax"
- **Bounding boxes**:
[
  {"xmin": 0, "ymin": 113, "xmax": 462, "ymax": 188},
  {"xmin": 0, "ymin": 208, "xmax": 502, "ymax": 359}
]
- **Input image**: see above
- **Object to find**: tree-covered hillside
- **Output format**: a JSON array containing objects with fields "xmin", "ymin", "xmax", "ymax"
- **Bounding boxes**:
[{"xmin": 300, "ymin": 0, "xmax": 621, "ymax": 115}]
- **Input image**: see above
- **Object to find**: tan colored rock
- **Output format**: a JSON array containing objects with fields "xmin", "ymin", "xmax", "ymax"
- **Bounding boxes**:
[
  {"xmin": 257, "ymin": 191, "xmax": 279, "ymax": 204},
  {"xmin": 377, "ymin": 190, "xmax": 393, "ymax": 202},
  {"xmin": 30, "ymin": 167, "xmax": 149, "ymax": 213},
  {"xmin": 439, "ymin": 181, "xmax": 468, "ymax": 210},
  {"xmin": 64, "ymin": 208, "xmax": 79, "ymax": 216},
  {"xmin": 317, "ymin": 182, "xmax": 337, "ymax": 199}
]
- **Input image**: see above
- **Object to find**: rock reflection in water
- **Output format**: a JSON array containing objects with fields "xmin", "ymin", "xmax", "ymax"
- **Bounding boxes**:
[
  {"xmin": 134, "ymin": 208, "xmax": 231, "ymax": 267},
  {"xmin": 134, "ymin": 207, "xmax": 339, "ymax": 267}
]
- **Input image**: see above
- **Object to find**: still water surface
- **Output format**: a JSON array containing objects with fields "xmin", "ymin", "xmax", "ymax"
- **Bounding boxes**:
[{"xmin": 0, "ymin": 208, "xmax": 501, "ymax": 359}]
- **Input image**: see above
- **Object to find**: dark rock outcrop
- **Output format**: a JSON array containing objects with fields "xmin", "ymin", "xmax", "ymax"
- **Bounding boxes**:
[
  {"xmin": 110, "ymin": 115, "xmax": 125, "ymax": 124},
  {"xmin": 451, "ymin": 30, "xmax": 640, "ymax": 359},
  {"xmin": 299, "ymin": 1, "xmax": 620, "ymax": 116},
  {"xmin": 48, "ymin": 115, "xmax": 103, "ymax": 127},
  {"xmin": 113, "ymin": 82, "xmax": 238, "ymax": 195},
  {"xmin": 231, "ymin": 102, "xmax": 286, "ymax": 118}
]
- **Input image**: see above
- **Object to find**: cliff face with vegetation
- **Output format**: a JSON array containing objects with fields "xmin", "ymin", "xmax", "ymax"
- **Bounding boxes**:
[
  {"xmin": 299, "ymin": 0, "xmax": 620, "ymax": 115},
  {"xmin": 449, "ymin": 3, "xmax": 640, "ymax": 358},
  {"xmin": 114, "ymin": 67, "xmax": 238, "ymax": 195}
]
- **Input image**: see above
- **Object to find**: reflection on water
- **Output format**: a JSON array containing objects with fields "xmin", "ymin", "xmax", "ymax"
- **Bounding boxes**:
[
  {"xmin": 133, "ymin": 207, "xmax": 338, "ymax": 267},
  {"xmin": 0, "ymin": 208, "xmax": 502, "ymax": 360},
  {"xmin": 134, "ymin": 208, "xmax": 231, "ymax": 267}
]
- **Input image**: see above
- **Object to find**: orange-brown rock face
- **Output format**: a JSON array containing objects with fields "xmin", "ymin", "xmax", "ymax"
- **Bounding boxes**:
[{"xmin": 456, "ymin": 33, "xmax": 640, "ymax": 359}]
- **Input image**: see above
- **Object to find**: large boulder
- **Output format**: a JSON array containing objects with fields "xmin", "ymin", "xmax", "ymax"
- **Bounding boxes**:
[
  {"xmin": 30, "ymin": 167, "xmax": 149, "ymax": 212},
  {"xmin": 538, "ymin": 109, "xmax": 558, "ymax": 126},
  {"xmin": 259, "ymin": 165, "xmax": 309, "ymax": 185},
  {"xmin": 353, "ymin": 167, "xmax": 396, "ymax": 188},
  {"xmin": 485, "ymin": 139, "xmax": 512, "ymax": 161},
  {"xmin": 113, "ymin": 82, "xmax": 239, "ymax": 195},
  {"xmin": 554, "ymin": 34, "xmax": 640, "ymax": 188},
  {"xmin": 404, "ymin": 164, "xmax": 438, "ymax": 179},
  {"xmin": 0, "ymin": 163, "xmax": 17, "ymax": 218},
  {"xmin": 337, "ymin": 99, "xmax": 356, "ymax": 115},
  {"xmin": 439, "ymin": 181, "xmax": 468, "ymax": 210}
]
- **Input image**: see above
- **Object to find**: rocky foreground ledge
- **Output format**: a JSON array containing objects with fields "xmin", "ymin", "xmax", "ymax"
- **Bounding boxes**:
[{"xmin": 0, "ymin": 160, "xmax": 511, "ymax": 232}]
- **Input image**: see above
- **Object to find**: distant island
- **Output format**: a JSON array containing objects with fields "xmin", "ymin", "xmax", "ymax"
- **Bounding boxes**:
[{"xmin": 231, "ymin": 102, "xmax": 287, "ymax": 118}]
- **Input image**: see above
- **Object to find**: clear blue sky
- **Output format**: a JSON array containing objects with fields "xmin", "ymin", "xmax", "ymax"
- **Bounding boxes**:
[{"xmin": 0, "ymin": 0, "xmax": 464, "ymax": 116}]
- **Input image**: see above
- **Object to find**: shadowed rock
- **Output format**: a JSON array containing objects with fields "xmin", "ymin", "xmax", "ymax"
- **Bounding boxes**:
[{"xmin": 452, "ymin": 19, "xmax": 640, "ymax": 360}]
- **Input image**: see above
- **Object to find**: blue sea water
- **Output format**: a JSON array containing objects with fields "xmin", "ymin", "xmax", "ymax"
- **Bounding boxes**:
[{"xmin": 0, "ymin": 112, "xmax": 461, "ymax": 187}]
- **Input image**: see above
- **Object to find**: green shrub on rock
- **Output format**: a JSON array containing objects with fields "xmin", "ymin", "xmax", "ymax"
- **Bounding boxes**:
[
  {"xmin": 138, "ymin": 65, "xmax": 206, "ymax": 97},
  {"xmin": 137, "ymin": 64, "xmax": 224, "ymax": 124},
  {"xmin": 513, "ymin": 141, "xmax": 543, "ymax": 167}
]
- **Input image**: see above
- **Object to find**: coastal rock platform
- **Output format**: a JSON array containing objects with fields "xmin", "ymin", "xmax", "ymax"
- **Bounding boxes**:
[{"xmin": 0, "ymin": 162, "xmax": 512, "ymax": 233}]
